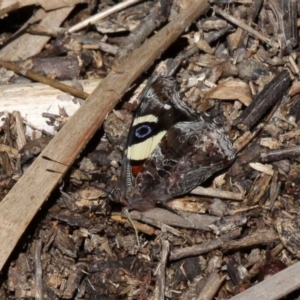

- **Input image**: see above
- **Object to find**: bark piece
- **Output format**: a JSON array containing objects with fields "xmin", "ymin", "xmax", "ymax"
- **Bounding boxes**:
[
  {"xmin": 170, "ymin": 229, "xmax": 242, "ymax": 261},
  {"xmin": 276, "ymin": 215, "xmax": 300, "ymax": 258},
  {"xmin": 0, "ymin": 7, "xmax": 74, "ymax": 61},
  {"xmin": 246, "ymin": 173, "xmax": 272, "ymax": 206},
  {"xmin": 234, "ymin": 70, "xmax": 291, "ymax": 131},
  {"xmin": 31, "ymin": 57, "xmax": 81, "ymax": 80},
  {"xmin": 116, "ymin": 0, "xmax": 172, "ymax": 61},
  {"xmin": 264, "ymin": 0, "xmax": 298, "ymax": 55},
  {"xmin": 222, "ymin": 228, "xmax": 279, "ymax": 252}
]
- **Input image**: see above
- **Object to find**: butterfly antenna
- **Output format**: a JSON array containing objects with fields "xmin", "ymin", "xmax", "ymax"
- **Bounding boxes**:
[{"xmin": 123, "ymin": 208, "xmax": 140, "ymax": 249}]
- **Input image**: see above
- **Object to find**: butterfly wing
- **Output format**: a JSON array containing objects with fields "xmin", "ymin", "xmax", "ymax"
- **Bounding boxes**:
[
  {"xmin": 128, "ymin": 120, "xmax": 236, "ymax": 211},
  {"xmin": 121, "ymin": 77, "xmax": 198, "ymax": 198}
]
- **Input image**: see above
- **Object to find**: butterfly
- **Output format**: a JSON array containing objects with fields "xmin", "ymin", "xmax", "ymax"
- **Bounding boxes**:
[{"xmin": 115, "ymin": 77, "xmax": 236, "ymax": 211}]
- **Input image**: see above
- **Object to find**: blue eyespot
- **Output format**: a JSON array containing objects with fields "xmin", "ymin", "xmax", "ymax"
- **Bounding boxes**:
[{"xmin": 135, "ymin": 124, "xmax": 152, "ymax": 139}]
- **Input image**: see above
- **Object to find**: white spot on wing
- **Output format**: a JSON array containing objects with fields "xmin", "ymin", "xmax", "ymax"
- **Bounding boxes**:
[
  {"xmin": 133, "ymin": 114, "xmax": 158, "ymax": 126},
  {"xmin": 127, "ymin": 130, "xmax": 167, "ymax": 161},
  {"xmin": 164, "ymin": 104, "xmax": 171, "ymax": 110}
]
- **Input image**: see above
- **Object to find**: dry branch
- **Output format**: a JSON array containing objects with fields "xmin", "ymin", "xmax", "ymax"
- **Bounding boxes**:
[
  {"xmin": 0, "ymin": 0, "xmax": 210, "ymax": 272},
  {"xmin": 234, "ymin": 70, "xmax": 291, "ymax": 131}
]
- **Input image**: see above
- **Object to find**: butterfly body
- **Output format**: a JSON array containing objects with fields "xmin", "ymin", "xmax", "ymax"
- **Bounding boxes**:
[
  {"xmin": 117, "ymin": 77, "xmax": 236, "ymax": 211},
  {"xmin": 121, "ymin": 77, "xmax": 198, "ymax": 198}
]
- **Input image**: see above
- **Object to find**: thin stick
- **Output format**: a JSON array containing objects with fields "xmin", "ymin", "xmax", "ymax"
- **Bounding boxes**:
[
  {"xmin": 34, "ymin": 240, "xmax": 43, "ymax": 300},
  {"xmin": 68, "ymin": 0, "xmax": 142, "ymax": 33},
  {"xmin": 214, "ymin": 6, "xmax": 277, "ymax": 48},
  {"xmin": 154, "ymin": 240, "xmax": 169, "ymax": 300},
  {"xmin": 191, "ymin": 186, "xmax": 243, "ymax": 201},
  {"xmin": 0, "ymin": 60, "xmax": 89, "ymax": 100},
  {"xmin": 261, "ymin": 146, "xmax": 300, "ymax": 163},
  {"xmin": 170, "ymin": 228, "xmax": 242, "ymax": 261}
]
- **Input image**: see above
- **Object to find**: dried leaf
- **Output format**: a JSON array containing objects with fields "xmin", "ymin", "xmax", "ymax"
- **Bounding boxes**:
[{"xmin": 204, "ymin": 79, "xmax": 252, "ymax": 106}]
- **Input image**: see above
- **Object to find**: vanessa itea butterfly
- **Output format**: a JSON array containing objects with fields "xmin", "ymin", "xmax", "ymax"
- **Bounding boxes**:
[{"xmin": 117, "ymin": 77, "xmax": 236, "ymax": 211}]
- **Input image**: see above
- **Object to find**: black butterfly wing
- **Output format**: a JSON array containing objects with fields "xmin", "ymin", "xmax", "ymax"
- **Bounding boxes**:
[
  {"xmin": 121, "ymin": 77, "xmax": 198, "ymax": 198},
  {"xmin": 128, "ymin": 120, "xmax": 236, "ymax": 211}
]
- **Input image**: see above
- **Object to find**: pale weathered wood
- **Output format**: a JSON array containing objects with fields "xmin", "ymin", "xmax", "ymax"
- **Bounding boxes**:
[
  {"xmin": 0, "ymin": 79, "xmax": 99, "ymax": 134},
  {"xmin": 0, "ymin": 0, "xmax": 210, "ymax": 271},
  {"xmin": 230, "ymin": 261, "xmax": 300, "ymax": 300}
]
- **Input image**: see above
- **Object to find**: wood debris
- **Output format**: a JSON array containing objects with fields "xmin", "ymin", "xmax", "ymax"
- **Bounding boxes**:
[{"xmin": 0, "ymin": 0, "xmax": 300, "ymax": 299}]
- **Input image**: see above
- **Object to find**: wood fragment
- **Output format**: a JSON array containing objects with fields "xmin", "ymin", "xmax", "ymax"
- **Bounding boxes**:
[
  {"xmin": 249, "ymin": 162, "xmax": 274, "ymax": 176},
  {"xmin": 31, "ymin": 56, "xmax": 81, "ymax": 81},
  {"xmin": 68, "ymin": 0, "xmax": 143, "ymax": 33},
  {"xmin": 169, "ymin": 229, "xmax": 242, "ymax": 261},
  {"xmin": 196, "ymin": 272, "xmax": 225, "ymax": 300},
  {"xmin": 265, "ymin": 0, "xmax": 298, "ymax": 54},
  {"xmin": 276, "ymin": 215, "xmax": 300, "ymax": 258},
  {"xmin": 0, "ymin": 0, "xmax": 210, "ymax": 272},
  {"xmin": 26, "ymin": 24, "xmax": 66, "ymax": 37},
  {"xmin": 63, "ymin": 265, "xmax": 86, "ymax": 298},
  {"xmin": 191, "ymin": 186, "xmax": 243, "ymax": 201},
  {"xmin": 269, "ymin": 169, "xmax": 279, "ymax": 209},
  {"xmin": 0, "ymin": 60, "xmax": 89, "ymax": 100},
  {"xmin": 230, "ymin": 261, "xmax": 300, "ymax": 300},
  {"xmin": 34, "ymin": 240, "xmax": 43, "ymax": 300},
  {"xmin": 0, "ymin": 7, "xmax": 73, "ymax": 61},
  {"xmin": 130, "ymin": 208, "xmax": 218, "ymax": 230},
  {"xmin": 0, "ymin": 79, "xmax": 98, "ymax": 134},
  {"xmin": 214, "ymin": 5, "xmax": 277, "ymax": 48},
  {"xmin": 0, "ymin": 2, "xmax": 19, "ymax": 18},
  {"xmin": 12, "ymin": 111, "xmax": 27, "ymax": 150},
  {"xmin": 233, "ymin": 124, "xmax": 264, "ymax": 152},
  {"xmin": 110, "ymin": 214, "xmax": 156, "ymax": 235},
  {"xmin": 234, "ymin": 70, "xmax": 291, "ymax": 131},
  {"xmin": 154, "ymin": 239, "xmax": 169, "ymax": 300},
  {"xmin": 246, "ymin": 173, "xmax": 272, "ymax": 206},
  {"xmin": 260, "ymin": 146, "xmax": 300, "ymax": 163},
  {"xmin": 246, "ymin": 0, "xmax": 263, "ymax": 44},
  {"xmin": 116, "ymin": 1, "xmax": 171, "ymax": 61},
  {"xmin": 222, "ymin": 228, "xmax": 279, "ymax": 252}
]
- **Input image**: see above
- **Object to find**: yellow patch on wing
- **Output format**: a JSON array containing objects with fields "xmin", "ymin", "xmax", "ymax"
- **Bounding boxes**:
[
  {"xmin": 127, "ymin": 130, "xmax": 166, "ymax": 161},
  {"xmin": 132, "ymin": 114, "xmax": 158, "ymax": 126}
]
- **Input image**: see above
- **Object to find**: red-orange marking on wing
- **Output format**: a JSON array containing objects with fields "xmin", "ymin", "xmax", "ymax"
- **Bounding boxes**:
[{"xmin": 132, "ymin": 165, "xmax": 143, "ymax": 176}]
